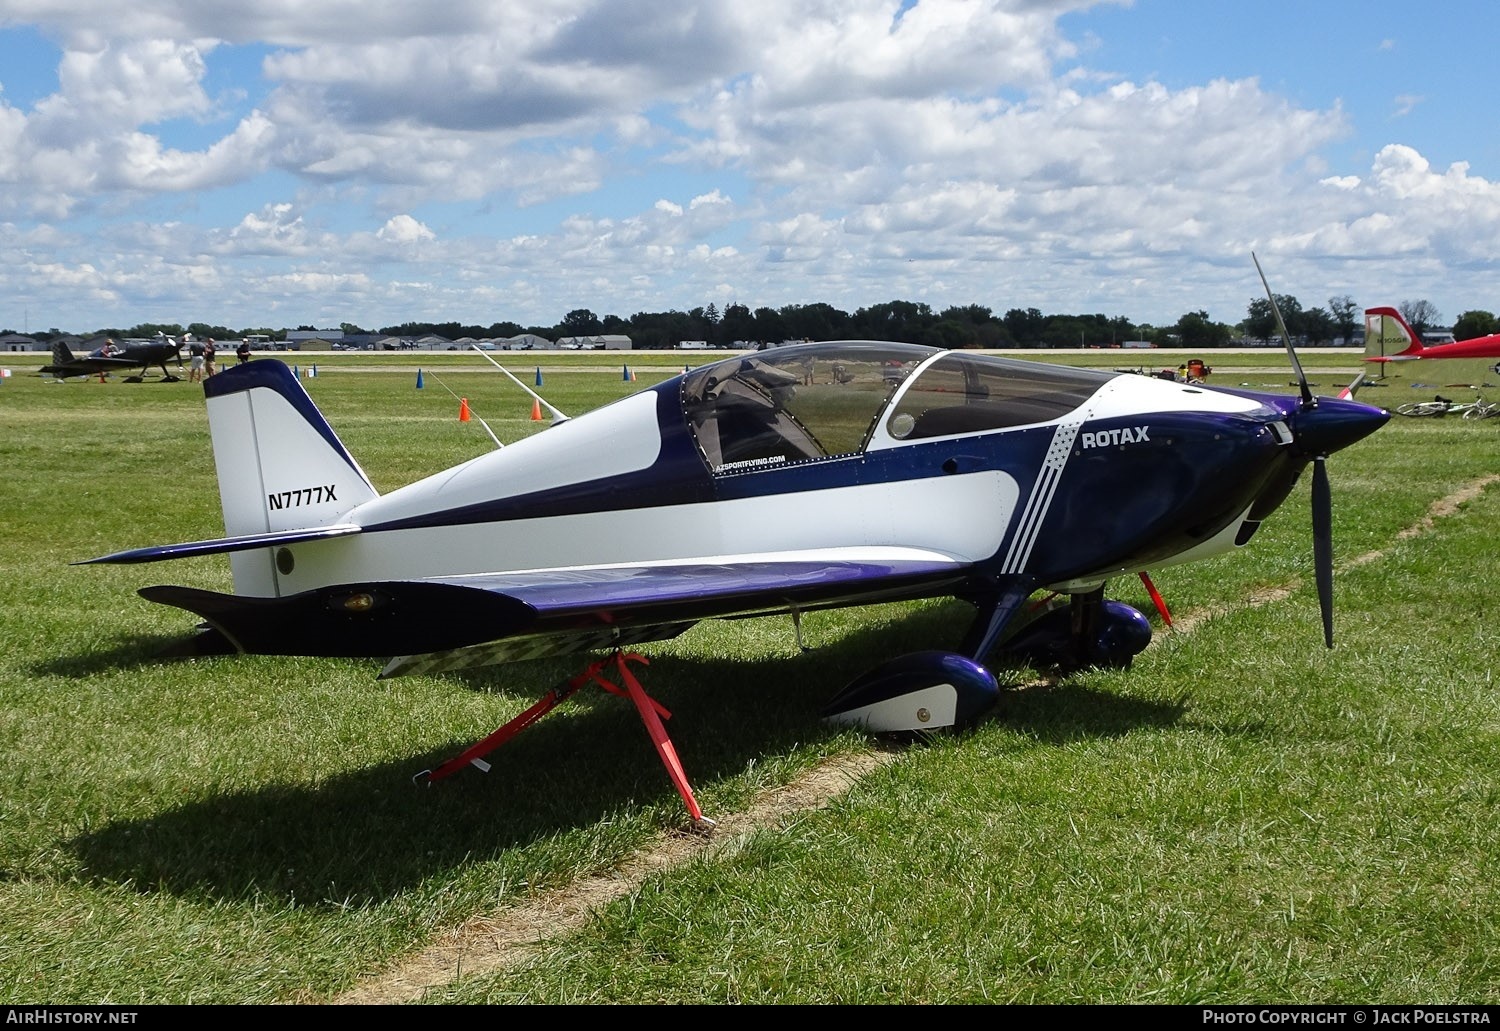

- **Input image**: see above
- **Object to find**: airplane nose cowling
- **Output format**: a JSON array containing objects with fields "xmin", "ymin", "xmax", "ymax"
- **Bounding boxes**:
[
  {"xmin": 1274, "ymin": 393, "xmax": 1389, "ymax": 650},
  {"xmin": 1289, "ymin": 397, "xmax": 1390, "ymax": 457}
]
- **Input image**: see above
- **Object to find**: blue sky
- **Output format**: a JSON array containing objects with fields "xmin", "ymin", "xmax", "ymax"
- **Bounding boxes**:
[{"xmin": 0, "ymin": 0, "xmax": 1496, "ymax": 335}]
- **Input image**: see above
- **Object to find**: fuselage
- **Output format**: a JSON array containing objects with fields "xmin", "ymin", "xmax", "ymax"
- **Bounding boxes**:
[{"xmin": 246, "ymin": 343, "xmax": 1382, "ymax": 601}]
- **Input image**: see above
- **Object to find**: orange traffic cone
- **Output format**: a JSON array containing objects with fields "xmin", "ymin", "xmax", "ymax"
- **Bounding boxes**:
[
  {"xmin": 459, "ymin": 398, "xmax": 471, "ymax": 422},
  {"xmin": 530, "ymin": 398, "xmax": 543, "ymax": 421}
]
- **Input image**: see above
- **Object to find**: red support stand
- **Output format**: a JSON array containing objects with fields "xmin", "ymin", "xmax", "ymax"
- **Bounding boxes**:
[
  {"xmin": 416, "ymin": 650, "xmax": 715, "ymax": 831},
  {"xmin": 606, "ymin": 651, "xmax": 714, "ymax": 831},
  {"xmin": 1138, "ymin": 571, "xmax": 1173, "ymax": 627}
]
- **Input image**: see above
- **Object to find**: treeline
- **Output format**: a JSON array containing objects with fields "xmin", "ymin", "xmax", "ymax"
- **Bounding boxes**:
[
  {"xmin": 379, "ymin": 302, "xmax": 1200, "ymax": 350},
  {"xmin": 14, "ymin": 292, "xmax": 1482, "ymax": 349},
  {"xmin": 372, "ymin": 297, "xmax": 1365, "ymax": 349}
]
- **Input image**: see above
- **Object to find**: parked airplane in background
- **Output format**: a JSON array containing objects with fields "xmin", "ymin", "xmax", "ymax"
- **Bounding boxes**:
[
  {"xmin": 40, "ymin": 337, "xmax": 184, "ymax": 382},
  {"xmin": 80, "ymin": 301, "xmax": 1389, "ymax": 827},
  {"xmin": 1363, "ymin": 307, "xmax": 1500, "ymax": 386}
]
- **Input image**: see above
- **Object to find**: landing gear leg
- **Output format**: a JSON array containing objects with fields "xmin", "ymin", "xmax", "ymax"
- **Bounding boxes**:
[
  {"xmin": 957, "ymin": 581, "xmax": 1037, "ymax": 662},
  {"xmin": 1067, "ymin": 585, "xmax": 1106, "ymax": 668}
]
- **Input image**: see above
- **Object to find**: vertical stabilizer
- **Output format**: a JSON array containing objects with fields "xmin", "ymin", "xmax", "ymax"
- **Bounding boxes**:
[
  {"xmin": 1363, "ymin": 307, "xmax": 1424, "ymax": 361},
  {"xmin": 204, "ymin": 361, "xmax": 378, "ymax": 595}
]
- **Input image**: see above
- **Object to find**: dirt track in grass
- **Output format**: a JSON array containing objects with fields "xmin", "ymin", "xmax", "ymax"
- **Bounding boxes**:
[{"xmin": 328, "ymin": 473, "xmax": 1498, "ymax": 1005}]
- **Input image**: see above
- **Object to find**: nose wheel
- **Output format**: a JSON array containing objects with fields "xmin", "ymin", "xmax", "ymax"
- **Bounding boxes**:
[{"xmin": 998, "ymin": 586, "xmax": 1153, "ymax": 672}]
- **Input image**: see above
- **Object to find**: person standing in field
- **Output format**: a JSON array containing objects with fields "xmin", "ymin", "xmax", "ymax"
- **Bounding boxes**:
[
  {"xmin": 187, "ymin": 337, "xmax": 205, "ymax": 382},
  {"xmin": 203, "ymin": 338, "xmax": 217, "ymax": 378}
]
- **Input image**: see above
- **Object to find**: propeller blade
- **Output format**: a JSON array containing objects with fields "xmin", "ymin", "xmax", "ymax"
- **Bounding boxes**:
[
  {"xmin": 1252, "ymin": 251, "xmax": 1314, "ymax": 408},
  {"xmin": 1311, "ymin": 455, "xmax": 1334, "ymax": 648}
]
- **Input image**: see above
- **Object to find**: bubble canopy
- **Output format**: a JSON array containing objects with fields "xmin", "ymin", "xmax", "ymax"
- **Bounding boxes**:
[{"xmin": 679, "ymin": 342, "xmax": 1114, "ymax": 472}]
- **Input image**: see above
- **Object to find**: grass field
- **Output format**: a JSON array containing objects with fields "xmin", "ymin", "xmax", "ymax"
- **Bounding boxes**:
[{"xmin": 1, "ymin": 348, "xmax": 1497, "ymax": 1005}]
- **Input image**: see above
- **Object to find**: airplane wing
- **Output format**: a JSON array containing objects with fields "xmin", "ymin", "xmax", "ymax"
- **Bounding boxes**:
[
  {"xmin": 41, "ymin": 357, "xmax": 140, "ymax": 377},
  {"xmin": 137, "ymin": 546, "xmax": 976, "ymax": 675}
]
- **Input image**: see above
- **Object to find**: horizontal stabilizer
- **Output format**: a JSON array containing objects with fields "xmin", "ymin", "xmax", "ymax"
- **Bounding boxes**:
[{"xmin": 78, "ymin": 523, "xmax": 363, "ymax": 565}]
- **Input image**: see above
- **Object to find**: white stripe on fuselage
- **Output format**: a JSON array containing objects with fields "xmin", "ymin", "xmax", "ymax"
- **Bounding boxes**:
[
  {"xmin": 1000, "ymin": 417, "xmax": 1083, "ymax": 574},
  {"xmin": 266, "ymin": 470, "xmax": 1020, "ymax": 596}
]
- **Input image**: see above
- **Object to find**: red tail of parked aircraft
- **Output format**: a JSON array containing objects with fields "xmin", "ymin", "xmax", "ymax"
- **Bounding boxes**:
[{"xmin": 1363, "ymin": 307, "xmax": 1500, "ymax": 364}]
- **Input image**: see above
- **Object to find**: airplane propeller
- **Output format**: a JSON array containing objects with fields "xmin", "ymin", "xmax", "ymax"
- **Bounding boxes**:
[
  {"xmin": 1253, "ymin": 252, "xmax": 1339, "ymax": 648},
  {"xmin": 1310, "ymin": 456, "xmax": 1333, "ymax": 647}
]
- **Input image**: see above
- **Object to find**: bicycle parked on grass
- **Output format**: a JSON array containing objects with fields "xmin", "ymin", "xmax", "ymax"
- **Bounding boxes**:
[{"xmin": 1395, "ymin": 395, "xmax": 1500, "ymax": 419}]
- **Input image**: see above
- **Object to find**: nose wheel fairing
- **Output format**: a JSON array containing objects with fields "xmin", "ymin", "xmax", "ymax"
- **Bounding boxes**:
[{"xmin": 820, "ymin": 651, "xmax": 1002, "ymax": 735}]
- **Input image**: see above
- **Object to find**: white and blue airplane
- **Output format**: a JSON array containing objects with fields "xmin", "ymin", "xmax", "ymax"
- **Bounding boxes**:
[{"xmin": 82, "ymin": 325, "xmax": 1388, "ymax": 827}]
